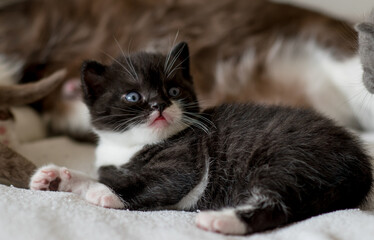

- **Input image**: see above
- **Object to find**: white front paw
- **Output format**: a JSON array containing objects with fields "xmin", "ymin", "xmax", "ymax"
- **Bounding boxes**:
[
  {"xmin": 85, "ymin": 183, "xmax": 124, "ymax": 209},
  {"xmin": 29, "ymin": 164, "xmax": 72, "ymax": 191},
  {"xmin": 196, "ymin": 211, "xmax": 247, "ymax": 235}
]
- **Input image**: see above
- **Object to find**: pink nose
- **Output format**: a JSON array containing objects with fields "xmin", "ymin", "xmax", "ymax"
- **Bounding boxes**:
[{"xmin": 150, "ymin": 103, "xmax": 167, "ymax": 113}]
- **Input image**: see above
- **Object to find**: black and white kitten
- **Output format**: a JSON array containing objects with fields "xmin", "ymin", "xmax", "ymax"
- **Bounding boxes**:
[{"xmin": 29, "ymin": 42, "xmax": 373, "ymax": 235}]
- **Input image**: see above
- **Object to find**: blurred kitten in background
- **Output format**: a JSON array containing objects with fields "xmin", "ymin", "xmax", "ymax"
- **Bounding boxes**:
[
  {"xmin": 357, "ymin": 13, "xmax": 374, "ymax": 94},
  {"xmin": 0, "ymin": 54, "xmax": 66, "ymax": 146}
]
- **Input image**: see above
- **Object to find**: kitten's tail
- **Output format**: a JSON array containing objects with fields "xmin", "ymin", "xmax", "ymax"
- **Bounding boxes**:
[{"xmin": 0, "ymin": 69, "xmax": 66, "ymax": 107}]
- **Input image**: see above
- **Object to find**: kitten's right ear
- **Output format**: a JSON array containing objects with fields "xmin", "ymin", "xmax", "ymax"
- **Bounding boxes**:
[
  {"xmin": 81, "ymin": 60, "xmax": 107, "ymax": 106},
  {"xmin": 169, "ymin": 42, "xmax": 191, "ymax": 79},
  {"xmin": 356, "ymin": 22, "xmax": 374, "ymax": 35}
]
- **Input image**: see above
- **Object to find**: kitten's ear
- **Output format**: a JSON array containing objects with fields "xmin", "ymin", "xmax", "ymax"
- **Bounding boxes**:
[
  {"xmin": 169, "ymin": 42, "xmax": 191, "ymax": 79},
  {"xmin": 356, "ymin": 22, "xmax": 374, "ymax": 35},
  {"xmin": 356, "ymin": 21, "xmax": 374, "ymax": 93},
  {"xmin": 81, "ymin": 60, "xmax": 108, "ymax": 106}
]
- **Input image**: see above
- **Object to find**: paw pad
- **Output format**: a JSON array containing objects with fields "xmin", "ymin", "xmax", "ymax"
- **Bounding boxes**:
[{"xmin": 30, "ymin": 166, "xmax": 70, "ymax": 191}]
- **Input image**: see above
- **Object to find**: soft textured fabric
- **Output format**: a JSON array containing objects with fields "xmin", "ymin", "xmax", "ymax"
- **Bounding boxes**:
[
  {"xmin": 0, "ymin": 137, "xmax": 372, "ymax": 240},
  {"xmin": 1, "ymin": 185, "xmax": 374, "ymax": 240}
]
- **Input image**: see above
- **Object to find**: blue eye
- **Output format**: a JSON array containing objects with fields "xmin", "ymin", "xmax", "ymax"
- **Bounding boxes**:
[
  {"xmin": 168, "ymin": 87, "xmax": 180, "ymax": 97},
  {"xmin": 123, "ymin": 92, "xmax": 141, "ymax": 102}
]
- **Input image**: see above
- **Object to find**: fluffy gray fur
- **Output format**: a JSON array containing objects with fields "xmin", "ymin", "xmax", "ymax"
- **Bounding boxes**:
[{"xmin": 356, "ymin": 12, "xmax": 374, "ymax": 93}]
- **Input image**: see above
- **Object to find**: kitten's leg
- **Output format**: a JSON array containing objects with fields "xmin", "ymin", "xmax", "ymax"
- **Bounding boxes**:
[
  {"xmin": 196, "ymin": 191, "xmax": 288, "ymax": 235},
  {"xmin": 29, "ymin": 164, "xmax": 124, "ymax": 209}
]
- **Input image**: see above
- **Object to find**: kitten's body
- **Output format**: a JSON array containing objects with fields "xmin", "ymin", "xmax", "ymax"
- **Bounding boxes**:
[
  {"xmin": 98, "ymin": 104, "xmax": 371, "ymax": 213},
  {"xmin": 30, "ymin": 43, "xmax": 373, "ymax": 235}
]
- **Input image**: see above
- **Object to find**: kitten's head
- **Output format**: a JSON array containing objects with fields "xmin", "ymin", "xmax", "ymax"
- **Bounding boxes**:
[{"xmin": 81, "ymin": 42, "xmax": 199, "ymax": 144}]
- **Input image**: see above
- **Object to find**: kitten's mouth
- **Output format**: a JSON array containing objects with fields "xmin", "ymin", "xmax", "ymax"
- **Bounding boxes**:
[
  {"xmin": 155, "ymin": 116, "xmax": 166, "ymax": 121},
  {"xmin": 149, "ymin": 112, "xmax": 172, "ymax": 128}
]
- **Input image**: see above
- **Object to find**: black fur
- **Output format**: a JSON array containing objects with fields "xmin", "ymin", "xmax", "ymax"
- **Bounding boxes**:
[{"xmin": 81, "ymin": 42, "xmax": 373, "ymax": 235}]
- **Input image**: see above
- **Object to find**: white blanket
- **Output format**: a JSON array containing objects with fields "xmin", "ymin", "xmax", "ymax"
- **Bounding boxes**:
[{"xmin": 0, "ymin": 137, "xmax": 373, "ymax": 240}]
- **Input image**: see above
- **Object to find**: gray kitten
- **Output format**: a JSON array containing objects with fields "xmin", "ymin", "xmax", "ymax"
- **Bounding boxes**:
[{"xmin": 356, "ymin": 13, "xmax": 374, "ymax": 93}]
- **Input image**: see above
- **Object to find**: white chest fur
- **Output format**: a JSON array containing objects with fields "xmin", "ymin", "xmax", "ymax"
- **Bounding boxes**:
[
  {"xmin": 94, "ymin": 125, "xmax": 160, "ymax": 168},
  {"xmin": 93, "ymin": 102, "xmax": 187, "ymax": 168},
  {"xmin": 95, "ymin": 141, "xmax": 143, "ymax": 168}
]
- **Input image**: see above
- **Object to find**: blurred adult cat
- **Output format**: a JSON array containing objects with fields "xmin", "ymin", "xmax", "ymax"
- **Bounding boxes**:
[{"xmin": 0, "ymin": 0, "xmax": 364, "ymax": 141}]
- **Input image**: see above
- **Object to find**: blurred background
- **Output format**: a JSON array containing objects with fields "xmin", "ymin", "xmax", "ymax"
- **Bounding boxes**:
[{"xmin": 277, "ymin": 0, "xmax": 373, "ymax": 22}]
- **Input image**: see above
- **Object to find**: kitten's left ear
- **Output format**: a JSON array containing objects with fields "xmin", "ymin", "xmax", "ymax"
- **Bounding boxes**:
[
  {"xmin": 81, "ymin": 60, "xmax": 108, "ymax": 106},
  {"xmin": 169, "ymin": 42, "xmax": 191, "ymax": 79}
]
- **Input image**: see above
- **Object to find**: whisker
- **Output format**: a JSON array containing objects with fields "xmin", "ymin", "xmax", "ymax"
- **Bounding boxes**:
[
  {"xmin": 113, "ymin": 116, "xmax": 145, "ymax": 132},
  {"xmin": 174, "ymin": 119, "xmax": 197, "ymax": 135},
  {"xmin": 100, "ymin": 50, "xmax": 136, "ymax": 81},
  {"xmin": 183, "ymin": 112, "xmax": 216, "ymax": 129},
  {"xmin": 177, "ymin": 98, "xmax": 213, "ymax": 108},
  {"xmin": 91, "ymin": 113, "xmax": 138, "ymax": 123},
  {"xmin": 182, "ymin": 115, "xmax": 210, "ymax": 134},
  {"xmin": 167, "ymin": 66, "xmax": 184, "ymax": 75},
  {"xmin": 178, "ymin": 101, "xmax": 200, "ymax": 107},
  {"xmin": 113, "ymin": 37, "xmax": 138, "ymax": 81},
  {"xmin": 165, "ymin": 30, "xmax": 180, "ymax": 73},
  {"xmin": 110, "ymin": 106, "xmax": 143, "ymax": 114},
  {"xmin": 166, "ymin": 57, "xmax": 189, "ymax": 79},
  {"xmin": 165, "ymin": 42, "xmax": 185, "ymax": 75},
  {"xmin": 119, "ymin": 118, "xmax": 144, "ymax": 133},
  {"xmin": 127, "ymin": 39, "xmax": 139, "ymax": 80},
  {"xmin": 176, "ymin": 99, "xmax": 215, "ymax": 128}
]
